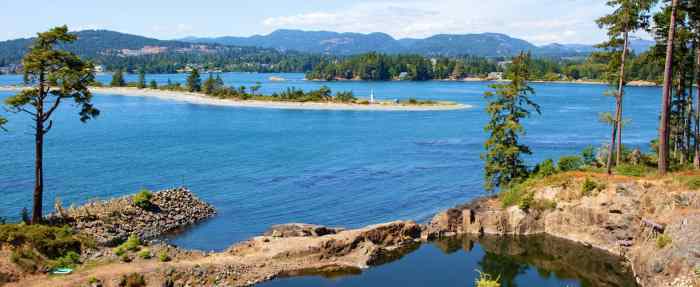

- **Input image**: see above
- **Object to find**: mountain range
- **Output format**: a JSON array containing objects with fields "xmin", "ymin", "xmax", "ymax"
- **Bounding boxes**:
[{"xmin": 181, "ymin": 29, "xmax": 656, "ymax": 58}]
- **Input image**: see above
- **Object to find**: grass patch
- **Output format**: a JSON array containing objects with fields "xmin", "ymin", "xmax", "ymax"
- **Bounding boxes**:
[
  {"xmin": 685, "ymin": 177, "xmax": 700, "ymax": 190},
  {"xmin": 615, "ymin": 164, "xmax": 652, "ymax": 177},
  {"xmin": 656, "ymin": 234, "xmax": 672, "ymax": 249}
]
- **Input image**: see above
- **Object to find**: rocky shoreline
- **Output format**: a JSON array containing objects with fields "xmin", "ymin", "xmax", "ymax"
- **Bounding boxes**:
[
  {"xmin": 47, "ymin": 187, "xmax": 216, "ymax": 246},
  {"xmin": 423, "ymin": 174, "xmax": 700, "ymax": 287},
  {"xmin": 4, "ymin": 176, "xmax": 699, "ymax": 286}
]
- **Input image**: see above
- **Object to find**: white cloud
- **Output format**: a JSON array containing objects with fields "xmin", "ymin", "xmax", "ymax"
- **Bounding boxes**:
[{"xmin": 262, "ymin": 0, "xmax": 619, "ymax": 45}]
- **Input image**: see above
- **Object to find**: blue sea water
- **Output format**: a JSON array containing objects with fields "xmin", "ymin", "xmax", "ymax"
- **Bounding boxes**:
[{"xmin": 0, "ymin": 73, "xmax": 660, "ymax": 253}]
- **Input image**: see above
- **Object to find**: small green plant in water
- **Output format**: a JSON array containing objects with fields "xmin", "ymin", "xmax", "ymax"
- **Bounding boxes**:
[
  {"xmin": 656, "ymin": 234, "xmax": 672, "ymax": 249},
  {"xmin": 475, "ymin": 270, "xmax": 500, "ymax": 287},
  {"xmin": 132, "ymin": 189, "xmax": 153, "ymax": 209}
]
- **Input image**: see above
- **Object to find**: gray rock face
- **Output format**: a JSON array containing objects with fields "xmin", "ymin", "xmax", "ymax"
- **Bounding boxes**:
[{"xmin": 47, "ymin": 187, "xmax": 216, "ymax": 246}]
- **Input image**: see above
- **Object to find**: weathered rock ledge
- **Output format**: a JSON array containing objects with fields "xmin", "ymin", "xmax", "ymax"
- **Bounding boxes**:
[
  {"xmin": 423, "ymin": 175, "xmax": 700, "ymax": 287},
  {"xmin": 47, "ymin": 187, "xmax": 216, "ymax": 246}
]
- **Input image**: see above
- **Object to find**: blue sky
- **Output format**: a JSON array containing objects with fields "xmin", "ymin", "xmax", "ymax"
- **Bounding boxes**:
[{"xmin": 1, "ymin": 0, "xmax": 644, "ymax": 45}]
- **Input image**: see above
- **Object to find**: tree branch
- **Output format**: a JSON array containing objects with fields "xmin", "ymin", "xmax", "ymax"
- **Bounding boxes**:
[{"xmin": 43, "ymin": 96, "xmax": 62, "ymax": 121}]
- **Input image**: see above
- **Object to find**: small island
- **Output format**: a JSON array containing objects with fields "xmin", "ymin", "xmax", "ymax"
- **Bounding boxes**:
[{"xmin": 0, "ymin": 83, "xmax": 468, "ymax": 112}]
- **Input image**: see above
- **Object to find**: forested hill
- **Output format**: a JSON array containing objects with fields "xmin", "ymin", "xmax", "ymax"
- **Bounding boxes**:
[
  {"xmin": 0, "ymin": 30, "xmax": 325, "ymax": 73},
  {"xmin": 182, "ymin": 29, "xmax": 655, "ymax": 58}
]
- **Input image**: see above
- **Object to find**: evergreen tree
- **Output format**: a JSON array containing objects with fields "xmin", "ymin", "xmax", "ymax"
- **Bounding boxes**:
[
  {"xmin": 202, "ymin": 73, "xmax": 216, "ymax": 95},
  {"xmin": 658, "ymin": 0, "xmax": 680, "ymax": 174},
  {"xmin": 187, "ymin": 68, "xmax": 201, "ymax": 92},
  {"xmin": 149, "ymin": 80, "xmax": 157, "ymax": 89},
  {"xmin": 4, "ymin": 26, "xmax": 99, "ymax": 223},
  {"xmin": 110, "ymin": 68, "xmax": 126, "ymax": 87},
  {"xmin": 596, "ymin": 0, "xmax": 656, "ymax": 174},
  {"xmin": 482, "ymin": 52, "xmax": 541, "ymax": 191},
  {"xmin": 137, "ymin": 67, "xmax": 146, "ymax": 89}
]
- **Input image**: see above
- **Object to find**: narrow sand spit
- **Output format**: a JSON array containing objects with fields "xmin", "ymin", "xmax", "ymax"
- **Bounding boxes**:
[{"xmin": 0, "ymin": 86, "xmax": 470, "ymax": 111}]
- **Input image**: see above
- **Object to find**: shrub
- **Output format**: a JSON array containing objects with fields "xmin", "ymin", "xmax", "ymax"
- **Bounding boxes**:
[
  {"xmin": 122, "ymin": 234, "xmax": 141, "ymax": 252},
  {"xmin": 686, "ymin": 177, "xmax": 700, "ymax": 190},
  {"xmin": 531, "ymin": 199, "xmax": 557, "ymax": 211},
  {"xmin": 518, "ymin": 192, "xmax": 534, "ymax": 211},
  {"xmin": 615, "ymin": 164, "xmax": 649, "ymax": 177},
  {"xmin": 581, "ymin": 146, "xmax": 597, "ymax": 166},
  {"xmin": 118, "ymin": 273, "xmax": 146, "ymax": 287},
  {"xmin": 20, "ymin": 208, "xmax": 30, "ymax": 224},
  {"xmin": 581, "ymin": 178, "xmax": 599, "ymax": 197},
  {"xmin": 0, "ymin": 224, "xmax": 83, "ymax": 259},
  {"xmin": 475, "ymin": 271, "xmax": 500, "ymax": 287},
  {"xmin": 357, "ymin": 100, "xmax": 370, "ymax": 105},
  {"xmin": 158, "ymin": 251, "xmax": 171, "ymax": 262},
  {"xmin": 558, "ymin": 156, "xmax": 584, "ymax": 171},
  {"xmin": 532, "ymin": 159, "xmax": 556, "ymax": 178},
  {"xmin": 10, "ymin": 248, "xmax": 42, "ymax": 272},
  {"xmin": 656, "ymin": 234, "xmax": 672, "ymax": 249},
  {"xmin": 113, "ymin": 246, "xmax": 125, "ymax": 256},
  {"xmin": 132, "ymin": 189, "xmax": 153, "ymax": 209},
  {"xmin": 138, "ymin": 249, "xmax": 151, "ymax": 259},
  {"xmin": 53, "ymin": 251, "xmax": 80, "ymax": 268},
  {"xmin": 500, "ymin": 185, "xmax": 526, "ymax": 208}
]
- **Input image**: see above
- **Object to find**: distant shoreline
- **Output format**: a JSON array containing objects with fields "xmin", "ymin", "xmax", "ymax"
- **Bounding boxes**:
[
  {"xmin": 306, "ymin": 77, "xmax": 661, "ymax": 87},
  {"xmin": 0, "ymin": 86, "xmax": 470, "ymax": 112}
]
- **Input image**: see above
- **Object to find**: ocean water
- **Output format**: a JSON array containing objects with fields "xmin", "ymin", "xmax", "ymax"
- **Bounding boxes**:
[{"xmin": 0, "ymin": 73, "xmax": 661, "ymax": 252}]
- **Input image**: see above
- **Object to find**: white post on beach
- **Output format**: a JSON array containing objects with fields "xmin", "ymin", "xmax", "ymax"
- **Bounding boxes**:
[{"xmin": 370, "ymin": 89, "xmax": 375, "ymax": 104}]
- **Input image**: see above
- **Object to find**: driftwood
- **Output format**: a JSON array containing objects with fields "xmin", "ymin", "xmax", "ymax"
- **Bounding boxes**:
[{"xmin": 641, "ymin": 218, "xmax": 665, "ymax": 234}]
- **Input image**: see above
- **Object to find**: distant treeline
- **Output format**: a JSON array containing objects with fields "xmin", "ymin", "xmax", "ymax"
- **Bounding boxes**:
[{"xmin": 305, "ymin": 51, "xmax": 665, "ymax": 82}]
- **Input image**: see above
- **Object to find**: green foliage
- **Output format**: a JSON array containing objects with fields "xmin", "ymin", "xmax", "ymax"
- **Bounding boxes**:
[
  {"xmin": 500, "ymin": 184, "xmax": 528, "ymax": 208},
  {"xmin": 132, "ymin": 189, "xmax": 153, "ymax": 209},
  {"xmin": 10, "ymin": 248, "xmax": 42, "ymax": 272},
  {"xmin": 113, "ymin": 246, "xmax": 125, "ymax": 257},
  {"xmin": 532, "ymin": 159, "xmax": 557, "ymax": 178},
  {"xmin": 0, "ymin": 116, "xmax": 6, "ymax": 131},
  {"xmin": 120, "ymin": 253, "xmax": 132, "ymax": 262},
  {"xmin": 475, "ymin": 270, "xmax": 501, "ymax": 287},
  {"xmin": 581, "ymin": 146, "xmax": 597, "ymax": 166},
  {"xmin": 122, "ymin": 234, "xmax": 141, "ymax": 252},
  {"xmin": 187, "ymin": 68, "xmax": 202, "ymax": 92},
  {"xmin": 53, "ymin": 251, "xmax": 80, "ymax": 268},
  {"xmin": 20, "ymin": 207, "xmax": 30, "ymax": 224},
  {"xmin": 558, "ymin": 156, "xmax": 584, "ymax": 171},
  {"xmin": 518, "ymin": 191, "xmax": 535, "ymax": 211},
  {"xmin": 581, "ymin": 178, "xmax": 600, "ymax": 196},
  {"xmin": 158, "ymin": 251, "xmax": 171, "ymax": 262},
  {"xmin": 482, "ymin": 52, "xmax": 541, "ymax": 191},
  {"xmin": 118, "ymin": 273, "xmax": 146, "ymax": 287},
  {"xmin": 111, "ymin": 69, "xmax": 126, "ymax": 87},
  {"xmin": 686, "ymin": 177, "xmax": 700, "ymax": 190},
  {"xmin": 614, "ymin": 164, "xmax": 650, "ymax": 177},
  {"xmin": 136, "ymin": 68, "xmax": 146, "ymax": 89},
  {"xmin": 0, "ymin": 224, "xmax": 84, "ymax": 259},
  {"xmin": 148, "ymin": 80, "xmax": 157, "ymax": 89},
  {"xmin": 656, "ymin": 234, "xmax": 672, "ymax": 249},
  {"xmin": 138, "ymin": 249, "xmax": 151, "ymax": 259}
]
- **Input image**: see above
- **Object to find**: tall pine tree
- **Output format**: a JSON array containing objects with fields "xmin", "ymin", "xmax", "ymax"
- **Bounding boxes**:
[
  {"xmin": 482, "ymin": 52, "xmax": 541, "ymax": 191},
  {"xmin": 187, "ymin": 68, "xmax": 201, "ymax": 92}
]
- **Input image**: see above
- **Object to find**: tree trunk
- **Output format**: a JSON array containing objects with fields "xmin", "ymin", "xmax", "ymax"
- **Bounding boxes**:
[
  {"xmin": 31, "ymin": 68, "xmax": 47, "ymax": 225},
  {"xmin": 616, "ymin": 31, "xmax": 630, "ymax": 167},
  {"xmin": 659, "ymin": 0, "xmax": 679, "ymax": 175},
  {"xmin": 32, "ymin": 118, "xmax": 44, "ymax": 224},
  {"xmin": 695, "ymin": 43, "xmax": 700, "ymax": 169},
  {"xmin": 607, "ymin": 119, "xmax": 618, "ymax": 175}
]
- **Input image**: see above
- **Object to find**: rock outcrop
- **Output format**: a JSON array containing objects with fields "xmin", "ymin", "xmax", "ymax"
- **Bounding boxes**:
[
  {"xmin": 47, "ymin": 187, "xmax": 216, "ymax": 246},
  {"xmin": 424, "ymin": 175, "xmax": 700, "ymax": 287}
]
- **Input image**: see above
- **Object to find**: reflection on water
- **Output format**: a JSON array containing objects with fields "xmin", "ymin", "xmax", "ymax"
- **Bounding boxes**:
[{"xmin": 261, "ymin": 235, "xmax": 638, "ymax": 287}]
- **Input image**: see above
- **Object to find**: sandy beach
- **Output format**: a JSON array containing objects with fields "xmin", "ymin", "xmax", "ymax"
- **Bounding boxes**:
[{"xmin": 0, "ymin": 86, "xmax": 469, "ymax": 112}]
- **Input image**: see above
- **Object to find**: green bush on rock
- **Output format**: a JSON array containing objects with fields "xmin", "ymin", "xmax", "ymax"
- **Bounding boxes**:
[
  {"xmin": 558, "ymin": 156, "xmax": 583, "ymax": 172},
  {"xmin": 132, "ymin": 189, "xmax": 153, "ymax": 209}
]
